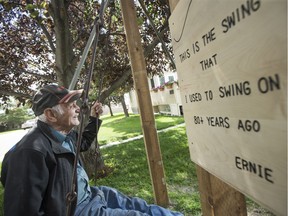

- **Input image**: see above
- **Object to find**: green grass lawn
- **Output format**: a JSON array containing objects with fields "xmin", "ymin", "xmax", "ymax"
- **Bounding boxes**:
[
  {"xmin": 98, "ymin": 113, "xmax": 185, "ymax": 144},
  {"xmin": 96, "ymin": 125, "xmax": 201, "ymax": 215}
]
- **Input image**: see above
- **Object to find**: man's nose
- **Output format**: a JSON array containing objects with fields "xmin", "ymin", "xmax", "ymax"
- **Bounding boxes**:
[{"xmin": 75, "ymin": 104, "xmax": 80, "ymax": 113}]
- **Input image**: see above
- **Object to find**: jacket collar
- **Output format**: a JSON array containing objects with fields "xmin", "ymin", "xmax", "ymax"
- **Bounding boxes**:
[{"xmin": 37, "ymin": 120, "xmax": 74, "ymax": 155}]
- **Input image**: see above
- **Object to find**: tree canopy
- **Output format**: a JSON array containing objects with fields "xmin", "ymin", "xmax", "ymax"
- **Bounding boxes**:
[{"xmin": 0, "ymin": 0, "xmax": 174, "ymax": 107}]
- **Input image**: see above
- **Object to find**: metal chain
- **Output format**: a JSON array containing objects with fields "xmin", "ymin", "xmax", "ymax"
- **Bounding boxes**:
[{"xmin": 66, "ymin": 1, "xmax": 109, "ymax": 215}]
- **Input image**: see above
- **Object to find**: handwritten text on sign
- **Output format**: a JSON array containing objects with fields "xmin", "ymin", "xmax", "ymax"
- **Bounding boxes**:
[{"xmin": 169, "ymin": 0, "xmax": 287, "ymax": 215}]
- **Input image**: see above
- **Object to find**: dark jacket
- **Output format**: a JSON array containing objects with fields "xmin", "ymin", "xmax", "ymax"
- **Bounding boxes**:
[{"xmin": 0, "ymin": 117, "xmax": 102, "ymax": 216}]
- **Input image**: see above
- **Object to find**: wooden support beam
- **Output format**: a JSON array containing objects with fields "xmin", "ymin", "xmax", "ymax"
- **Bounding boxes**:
[
  {"xmin": 119, "ymin": 0, "xmax": 169, "ymax": 207},
  {"xmin": 196, "ymin": 166, "xmax": 247, "ymax": 216}
]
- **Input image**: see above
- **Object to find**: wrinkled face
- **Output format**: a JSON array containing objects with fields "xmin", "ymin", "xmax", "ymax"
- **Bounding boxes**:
[{"xmin": 56, "ymin": 101, "xmax": 80, "ymax": 131}]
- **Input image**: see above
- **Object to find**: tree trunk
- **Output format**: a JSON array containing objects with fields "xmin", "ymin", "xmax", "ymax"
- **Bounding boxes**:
[
  {"xmin": 50, "ymin": 0, "xmax": 75, "ymax": 87},
  {"xmin": 81, "ymin": 140, "xmax": 105, "ymax": 181},
  {"xmin": 121, "ymin": 95, "xmax": 129, "ymax": 117},
  {"xmin": 107, "ymin": 101, "xmax": 114, "ymax": 116}
]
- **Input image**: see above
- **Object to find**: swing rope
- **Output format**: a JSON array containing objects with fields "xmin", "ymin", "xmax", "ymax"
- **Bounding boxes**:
[{"xmin": 66, "ymin": 1, "xmax": 109, "ymax": 215}]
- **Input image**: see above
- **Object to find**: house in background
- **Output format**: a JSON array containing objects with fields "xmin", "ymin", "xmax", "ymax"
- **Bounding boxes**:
[{"xmin": 128, "ymin": 71, "xmax": 183, "ymax": 116}]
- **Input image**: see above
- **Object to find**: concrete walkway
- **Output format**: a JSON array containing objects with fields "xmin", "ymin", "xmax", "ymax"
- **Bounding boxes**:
[{"xmin": 100, "ymin": 123, "xmax": 185, "ymax": 149}]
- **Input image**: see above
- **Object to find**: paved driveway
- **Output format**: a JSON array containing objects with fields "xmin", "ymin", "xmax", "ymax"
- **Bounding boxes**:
[{"xmin": 0, "ymin": 129, "xmax": 29, "ymax": 162}]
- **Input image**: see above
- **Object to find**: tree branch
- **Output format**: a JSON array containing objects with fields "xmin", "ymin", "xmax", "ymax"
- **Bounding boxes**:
[
  {"xmin": 38, "ymin": 22, "xmax": 56, "ymax": 53},
  {"xmin": 144, "ymin": 26, "xmax": 169, "ymax": 56},
  {"xmin": 98, "ymin": 25, "xmax": 170, "ymax": 102},
  {"xmin": 0, "ymin": 90, "xmax": 32, "ymax": 99},
  {"xmin": 99, "ymin": 68, "xmax": 131, "ymax": 102},
  {"xmin": 22, "ymin": 71, "xmax": 56, "ymax": 82},
  {"xmin": 138, "ymin": 0, "xmax": 176, "ymax": 69}
]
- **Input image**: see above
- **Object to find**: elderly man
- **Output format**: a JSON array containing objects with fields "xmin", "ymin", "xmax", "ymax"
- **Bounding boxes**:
[{"xmin": 1, "ymin": 84, "xmax": 183, "ymax": 216}]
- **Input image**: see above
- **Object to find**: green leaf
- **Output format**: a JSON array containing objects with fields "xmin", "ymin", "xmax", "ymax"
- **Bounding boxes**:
[{"xmin": 26, "ymin": 4, "xmax": 36, "ymax": 10}]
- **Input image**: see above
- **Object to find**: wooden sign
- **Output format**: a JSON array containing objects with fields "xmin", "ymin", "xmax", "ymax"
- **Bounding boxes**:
[{"xmin": 169, "ymin": 0, "xmax": 287, "ymax": 215}]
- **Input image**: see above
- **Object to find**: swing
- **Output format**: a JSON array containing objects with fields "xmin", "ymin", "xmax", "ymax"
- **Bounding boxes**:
[{"xmin": 66, "ymin": 1, "xmax": 109, "ymax": 215}]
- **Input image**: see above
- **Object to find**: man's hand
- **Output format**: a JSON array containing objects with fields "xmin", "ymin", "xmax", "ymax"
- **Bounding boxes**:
[{"xmin": 90, "ymin": 101, "xmax": 103, "ymax": 118}]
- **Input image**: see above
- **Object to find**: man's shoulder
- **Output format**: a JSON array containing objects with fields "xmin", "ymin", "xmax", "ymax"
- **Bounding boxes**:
[{"xmin": 14, "ymin": 126, "xmax": 52, "ymax": 154}]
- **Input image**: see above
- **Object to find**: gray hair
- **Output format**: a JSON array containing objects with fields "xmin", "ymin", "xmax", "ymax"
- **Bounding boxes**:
[{"xmin": 38, "ymin": 104, "xmax": 64, "ymax": 123}]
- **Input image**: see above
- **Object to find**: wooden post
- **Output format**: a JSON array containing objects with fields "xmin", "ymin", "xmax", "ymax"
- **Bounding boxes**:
[
  {"xmin": 169, "ymin": 0, "xmax": 247, "ymax": 215},
  {"xmin": 119, "ymin": 0, "xmax": 169, "ymax": 207},
  {"xmin": 196, "ymin": 166, "xmax": 247, "ymax": 216}
]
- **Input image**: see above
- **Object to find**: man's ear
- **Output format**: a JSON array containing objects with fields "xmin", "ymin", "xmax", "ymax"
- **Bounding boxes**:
[{"xmin": 44, "ymin": 109, "xmax": 58, "ymax": 122}]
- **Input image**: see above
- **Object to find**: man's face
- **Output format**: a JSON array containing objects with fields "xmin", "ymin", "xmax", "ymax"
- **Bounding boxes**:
[{"xmin": 56, "ymin": 101, "xmax": 80, "ymax": 131}]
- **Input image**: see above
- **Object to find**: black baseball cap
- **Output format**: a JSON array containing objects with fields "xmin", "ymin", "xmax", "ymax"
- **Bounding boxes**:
[{"xmin": 32, "ymin": 84, "xmax": 83, "ymax": 116}]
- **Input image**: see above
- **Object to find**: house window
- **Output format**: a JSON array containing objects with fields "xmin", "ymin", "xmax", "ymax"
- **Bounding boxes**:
[
  {"xmin": 168, "ymin": 76, "xmax": 174, "ymax": 82},
  {"xmin": 159, "ymin": 76, "xmax": 165, "ymax": 85}
]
